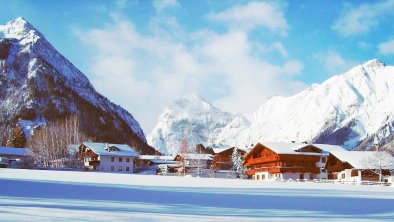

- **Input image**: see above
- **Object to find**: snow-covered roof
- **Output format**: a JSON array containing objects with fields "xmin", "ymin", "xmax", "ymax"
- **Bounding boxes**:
[
  {"xmin": 0, "ymin": 147, "xmax": 32, "ymax": 157},
  {"xmin": 312, "ymin": 144, "xmax": 347, "ymax": 152},
  {"xmin": 256, "ymin": 142, "xmax": 345, "ymax": 155},
  {"xmin": 261, "ymin": 142, "xmax": 308, "ymax": 154},
  {"xmin": 213, "ymin": 147, "xmax": 246, "ymax": 154},
  {"xmin": 150, "ymin": 160, "xmax": 178, "ymax": 165},
  {"xmin": 181, "ymin": 153, "xmax": 214, "ymax": 160},
  {"xmin": 139, "ymin": 155, "xmax": 176, "ymax": 161},
  {"xmin": 81, "ymin": 142, "xmax": 139, "ymax": 157},
  {"xmin": 330, "ymin": 151, "xmax": 394, "ymax": 169}
]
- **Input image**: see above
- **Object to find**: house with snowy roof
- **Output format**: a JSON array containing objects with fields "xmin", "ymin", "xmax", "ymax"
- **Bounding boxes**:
[
  {"xmin": 0, "ymin": 147, "xmax": 33, "ymax": 168},
  {"xmin": 136, "ymin": 155, "xmax": 178, "ymax": 173},
  {"xmin": 212, "ymin": 147, "xmax": 246, "ymax": 170},
  {"xmin": 175, "ymin": 153, "xmax": 214, "ymax": 173},
  {"xmin": 244, "ymin": 142, "xmax": 341, "ymax": 181},
  {"xmin": 326, "ymin": 151, "xmax": 394, "ymax": 182},
  {"xmin": 79, "ymin": 142, "xmax": 139, "ymax": 173}
]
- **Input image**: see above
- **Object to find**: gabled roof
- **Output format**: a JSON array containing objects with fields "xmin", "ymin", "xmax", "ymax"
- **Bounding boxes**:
[
  {"xmin": 330, "ymin": 151, "xmax": 394, "ymax": 169},
  {"xmin": 81, "ymin": 142, "xmax": 139, "ymax": 157},
  {"xmin": 0, "ymin": 147, "xmax": 32, "ymax": 157},
  {"xmin": 312, "ymin": 144, "xmax": 348, "ymax": 152},
  {"xmin": 139, "ymin": 155, "xmax": 176, "ymax": 161},
  {"xmin": 150, "ymin": 159, "xmax": 178, "ymax": 165},
  {"xmin": 181, "ymin": 153, "xmax": 214, "ymax": 160},
  {"xmin": 213, "ymin": 147, "xmax": 246, "ymax": 154},
  {"xmin": 245, "ymin": 142, "xmax": 331, "ymax": 160},
  {"xmin": 261, "ymin": 142, "xmax": 308, "ymax": 154}
]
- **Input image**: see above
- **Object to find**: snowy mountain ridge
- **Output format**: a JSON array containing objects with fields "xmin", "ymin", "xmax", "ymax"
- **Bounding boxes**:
[
  {"xmin": 148, "ymin": 59, "xmax": 394, "ymax": 154},
  {"xmin": 147, "ymin": 94, "xmax": 236, "ymax": 154},
  {"xmin": 1, "ymin": 18, "xmax": 154, "ymax": 153}
]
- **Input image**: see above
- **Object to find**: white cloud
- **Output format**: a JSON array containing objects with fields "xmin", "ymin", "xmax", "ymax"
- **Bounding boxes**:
[
  {"xmin": 153, "ymin": 0, "xmax": 179, "ymax": 12},
  {"xmin": 378, "ymin": 39, "xmax": 394, "ymax": 55},
  {"xmin": 207, "ymin": 1, "xmax": 288, "ymax": 35},
  {"xmin": 78, "ymin": 15, "xmax": 305, "ymax": 133},
  {"xmin": 283, "ymin": 61, "xmax": 304, "ymax": 76},
  {"xmin": 357, "ymin": 41, "xmax": 372, "ymax": 51},
  {"xmin": 272, "ymin": 42, "xmax": 288, "ymax": 58},
  {"xmin": 315, "ymin": 51, "xmax": 357, "ymax": 75},
  {"xmin": 332, "ymin": 0, "xmax": 394, "ymax": 36}
]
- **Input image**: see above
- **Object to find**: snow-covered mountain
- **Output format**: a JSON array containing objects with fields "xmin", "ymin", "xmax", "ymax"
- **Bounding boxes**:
[
  {"xmin": 149, "ymin": 59, "xmax": 394, "ymax": 154},
  {"xmin": 0, "ymin": 18, "xmax": 155, "ymax": 154},
  {"xmin": 147, "ymin": 94, "xmax": 235, "ymax": 154}
]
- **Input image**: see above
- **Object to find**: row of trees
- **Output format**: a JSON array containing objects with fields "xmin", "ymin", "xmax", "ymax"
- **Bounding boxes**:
[{"xmin": 28, "ymin": 116, "xmax": 87, "ymax": 167}]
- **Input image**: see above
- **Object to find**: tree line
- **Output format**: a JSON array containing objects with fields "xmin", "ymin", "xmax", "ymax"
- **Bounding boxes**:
[{"xmin": 27, "ymin": 116, "xmax": 87, "ymax": 167}]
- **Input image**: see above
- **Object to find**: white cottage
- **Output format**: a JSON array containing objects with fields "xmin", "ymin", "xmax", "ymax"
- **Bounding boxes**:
[{"xmin": 79, "ymin": 142, "xmax": 139, "ymax": 173}]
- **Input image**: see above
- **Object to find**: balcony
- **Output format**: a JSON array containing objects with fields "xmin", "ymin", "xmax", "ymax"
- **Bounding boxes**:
[
  {"xmin": 246, "ymin": 156, "xmax": 278, "ymax": 165},
  {"xmin": 89, "ymin": 160, "xmax": 100, "ymax": 166}
]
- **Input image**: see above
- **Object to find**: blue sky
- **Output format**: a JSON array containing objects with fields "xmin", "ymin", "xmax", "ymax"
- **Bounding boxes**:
[{"xmin": 1, "ymin": 0, "xmax": 394, "ymax": 133}]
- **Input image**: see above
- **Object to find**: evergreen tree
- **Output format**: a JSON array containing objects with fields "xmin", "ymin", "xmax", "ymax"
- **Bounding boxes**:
[{"xmin": 232, "ymin": 147, "xmax": 247, "ymax": 179}]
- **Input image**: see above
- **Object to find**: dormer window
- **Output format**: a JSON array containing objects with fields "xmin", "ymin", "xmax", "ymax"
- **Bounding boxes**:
[{"xmin": 105, "ymin": 146, "xmax": 120, "ymax": 152}]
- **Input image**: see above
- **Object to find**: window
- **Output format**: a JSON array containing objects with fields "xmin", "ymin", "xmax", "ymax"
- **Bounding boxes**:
[
  {"xmin": 262, "ymin": 174, "xmax": 265, "ymax": 180},
  {"xmin": 321, "ymin": 157, "xmax": 327, "ymax": 163},
  {"xmin": 111, "ymin": 166, "xmax": 114, "ymax": 171},
  {"xmin": 119, "ymin": 157, "xmax": 123, "ymax": 162},
  {"xmin": 126, "ymin": 158, "xmax": 130, "ymax": 162},
  {"xmin": 126, "ymin": 167, "xmax": 130, "ymax": 171},
  {"xmin": 111, "ymin": 157, "xmax": 114, "ymax": 162},
  {"xmin": 341, "ymin": 173, "xmax": 345, "ymax": 179},
  {"xmin": 118, "ymin": 166, "xmax": 122, "ymax": 171}
]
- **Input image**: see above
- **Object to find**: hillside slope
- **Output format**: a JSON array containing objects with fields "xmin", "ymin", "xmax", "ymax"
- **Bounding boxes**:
[{"xmin": 0, "ymin": 18, "xmax": 155, "ymax": 154}]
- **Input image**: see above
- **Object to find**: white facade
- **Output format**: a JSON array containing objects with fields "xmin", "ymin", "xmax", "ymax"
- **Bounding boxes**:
[
  {"xmin": 337, "ymin": 169, "xmax": 361, "ymax": 183},
  {"xmin": 253, "ymin": 172, "xmax": 325, "ymax": 181},
  {"xmin": 83, "ymin": 155, "xmax": 135, "ymax": 173},
  {"xmin": 99, "ymin": 156, "xmax": 135, "ymax": 173}
]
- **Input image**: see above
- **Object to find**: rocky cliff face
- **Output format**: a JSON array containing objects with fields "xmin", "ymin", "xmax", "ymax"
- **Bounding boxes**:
[
  {"xmin": 149, "ymin": 59, "xmax": 394, "ymax": 154},
  {"xmin": 0, "ymin": 18, "xmax": 156, "ymax": 154}
]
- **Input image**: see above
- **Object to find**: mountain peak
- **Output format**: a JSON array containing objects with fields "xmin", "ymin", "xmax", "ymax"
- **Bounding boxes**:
[
  {"xmin": 172, "ymin": 93, "xmax": 211, "ymax": 109},
  {"xmin": 362, "ymin": 59, "xmax": 385, "ymax": 68},
  {"xmin": 0, "ymin": 17, "xmax": 42, "ymax": 41}
]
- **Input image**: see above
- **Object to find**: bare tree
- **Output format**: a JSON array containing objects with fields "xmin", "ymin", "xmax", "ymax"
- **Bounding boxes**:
[
  {"xmin": 28, "ymin": 115, "xmax": 87, "ymax": 168},
  {"xmin": 177, "ymin": 135, "xmax": 189, "ymax": 175},
  {"xmin": 364, "ymin": 145, "xmax": 394, "ymax": 182},
  {"xmin": 0, "ymin": 125, "xmax": 11, "ymax": 146}
]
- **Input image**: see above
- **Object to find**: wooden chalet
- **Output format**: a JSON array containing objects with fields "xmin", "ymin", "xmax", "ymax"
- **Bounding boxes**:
[
  {"xmin": 244, "ymin": 142, "xmax": 333, "ymax": 181},
  {"xmin": 212, "ymin": 147, "xmax": 246, "ymax": 170}
]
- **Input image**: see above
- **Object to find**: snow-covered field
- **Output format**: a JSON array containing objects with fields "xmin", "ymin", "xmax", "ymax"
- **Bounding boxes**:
[{"xmin": 0, "ymin": 169, "xmax": 393, "ymax": 221}]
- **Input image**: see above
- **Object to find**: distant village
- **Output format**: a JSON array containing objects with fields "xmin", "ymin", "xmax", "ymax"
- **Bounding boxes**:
[{"xmin": 1, "ymin": 135, "xmax": 394, "ymax": 185}]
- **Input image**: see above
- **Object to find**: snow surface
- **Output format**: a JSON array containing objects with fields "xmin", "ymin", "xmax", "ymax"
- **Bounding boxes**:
[
  {"xmin": 0, "ymin": 169, "xmax": 393, "ymax": 221},
  {"xmin": 149, "ymin": 59, "xmax": 394, "ymax": 154}
]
